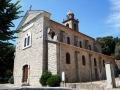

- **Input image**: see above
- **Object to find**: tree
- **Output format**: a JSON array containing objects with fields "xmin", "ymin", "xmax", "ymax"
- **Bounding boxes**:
[
  {"xmin": 0, "ymin": 0, "xmax": 23, "ymax": 44},
  {"xmin": 0, "ymin": 45, "xmax": 15, "ymax": 82},
  {"xmin": 0, "ymin": 0, "xmax": 23, "ymax": 82},
  {"xmin": 96, "ymin": 36, "xmax": 115, "ymax": 55},
  {"xmin": 96, "ymin": 36, "xmax": 120, "ymax": 57},
  {"xmin": 115, "ymin": 43, "xmax": 120, "ymax": 60}
]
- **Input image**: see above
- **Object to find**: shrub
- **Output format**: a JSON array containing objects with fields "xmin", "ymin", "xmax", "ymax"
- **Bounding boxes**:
[
  {"xmin": 39, "ymin": 70, "xmax": 52, "ymax": 86},
  {"xmin": 8, "ymin": 76, "xmax": 14, "ymax": 84},
  {"xmin": 46, "ymin": 74, "xmax": 61, "ymax": 87}
]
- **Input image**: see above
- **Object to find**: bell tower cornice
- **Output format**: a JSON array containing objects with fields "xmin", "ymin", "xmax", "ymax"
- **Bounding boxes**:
[{"xmin": 62, "ymin": 10, "xmax": 79, "ymax": 32}]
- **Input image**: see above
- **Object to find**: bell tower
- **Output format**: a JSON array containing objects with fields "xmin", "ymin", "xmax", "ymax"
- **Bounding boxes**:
[{"xmin": 62, "ymin": 10, "xmax": 79, "ymax": 31}]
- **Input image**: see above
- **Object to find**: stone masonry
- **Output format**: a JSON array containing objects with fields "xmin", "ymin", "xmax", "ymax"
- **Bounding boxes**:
[{"xmin": 14, "ymin": 10, "xmax": 115, "ymax": 86}]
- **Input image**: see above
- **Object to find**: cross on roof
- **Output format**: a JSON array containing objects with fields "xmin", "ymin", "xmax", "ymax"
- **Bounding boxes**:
[{"xmin": 30, "ymin": 5, "xmax": 32, "ymax": 10}]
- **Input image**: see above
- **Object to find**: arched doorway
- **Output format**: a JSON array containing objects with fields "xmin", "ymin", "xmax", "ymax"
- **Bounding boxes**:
[{"xmin": 23, "ymin": 65, "xmax": 28, "ymax": 82}]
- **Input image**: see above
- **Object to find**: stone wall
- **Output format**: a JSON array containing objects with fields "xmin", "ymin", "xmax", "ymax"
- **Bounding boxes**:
[
  {"xmin": 49, "ymin": 20, "xmax": 102, "ymax": 53},
  {"xmin": 57, "ymin": 43, "xmax": 115, "ymax": 83},
  {"xmin": 48, "ymin": 41, "xmax": 58, "ymax": 74},
  {"xmin": 42, "ymin": 16, "xmax": 50, "ymax": 71},
  {"xmin": 14, "ymin": 10, "xmax": 115, "ymax": 87},
  {"xmin": 45, "ymin": 19, "xmax": 115, "ymax": 83},
  {"xmin": 14, "ymin": 14, "xmax": 44, "ymax": 86}
]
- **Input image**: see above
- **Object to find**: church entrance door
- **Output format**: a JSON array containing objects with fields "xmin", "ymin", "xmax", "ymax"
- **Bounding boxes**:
[{"xmin": 23, "ymin": 65, "xmax": 28, "ymax": 82}]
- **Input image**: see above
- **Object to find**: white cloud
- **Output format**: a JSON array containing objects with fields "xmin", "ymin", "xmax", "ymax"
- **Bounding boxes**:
[
  {"xmin": 109, "ymin": 0, "xmax": 120, "ymax": 11},
  {"xmin": 106, "ymin": 13, "xmax": 120, "ymax": 23},
  {"xmin": 105, "ymin": 0, "xmax": 120, "ymax": 35}
]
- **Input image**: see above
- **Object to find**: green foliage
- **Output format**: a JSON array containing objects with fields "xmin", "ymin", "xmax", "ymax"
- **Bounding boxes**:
[
  {"xmin": 8, "ymin": 76, "xmax": 14, "ymax": 84},
  {"xmin": 115, "ymin": 43, "xmax": 120, "ymax": 60},
  {"xmin": 46, "ymin": 74, "xmax": 61, "ymax": 87},
  {"xmin": 39, "ymin": 71, "xmax": 61, "ymax": 87},
  {"xmin": 0, "ymin": 0, "xmax": 23, "ymax": 43},
  {"xmin": 0, "ymin": 0, "xmax": 23, "ymax": 82},
  {"xmin": 39, "ymin": 70, "xmax": 52, "ymax": 86},
  {"xmin": 0, "ymin": 45, "xmax": 15, "ymax": 77},
  {"xmin": 5, "ymin": 70, "xmax": 13, "ymax": 76},
  {"xmin": 96, "ymin": 36, "xmax": 114, "ymax": 55},
  {"xmin": 96, "ymin": 36, "xmax": 120, "ymax": 59}
]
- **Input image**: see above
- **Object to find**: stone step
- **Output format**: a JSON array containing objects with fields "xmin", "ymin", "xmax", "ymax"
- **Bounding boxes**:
[{"xmin": 21, "ymin": 83, "xmax": 29, "ymax": 86}]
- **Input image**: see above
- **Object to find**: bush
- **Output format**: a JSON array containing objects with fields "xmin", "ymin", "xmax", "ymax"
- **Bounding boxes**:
[
  {"xmin": 46, "ymin": 74, "xmax": 61, "ymax": 87},
  {"xmin": 39, "ymin": 70, "xmax": 52, "ymax": 86},
  {"xmin": 8, "ymin": 76, "xmax": 14, "ymax": 84}
]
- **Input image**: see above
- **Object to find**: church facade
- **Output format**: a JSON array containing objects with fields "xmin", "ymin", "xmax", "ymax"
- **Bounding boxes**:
[{"xmin": 14, "ymin": 10, "xmax": 115, "ymax": 86}]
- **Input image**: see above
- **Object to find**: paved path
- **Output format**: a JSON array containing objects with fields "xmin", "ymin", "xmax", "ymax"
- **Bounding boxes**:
[
  {"xmin": 0, "ymin": 84, "xmax": 120, "ymax": 90},
  {"xmin": 0, "ymin": 84, "xmax": 70, "ymax": 90}
]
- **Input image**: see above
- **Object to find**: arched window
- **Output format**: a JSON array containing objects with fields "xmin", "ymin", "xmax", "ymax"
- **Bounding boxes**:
[
  {"xmin": 82, "ymin": 55, "xmax": 86, "ymax": 65},
  {"xmin": 79, "ymin": 41, "xmax": 82, "ymax": 48},
  {"xmin": 103, "ymin": 60, "xmax": 105, "ymax": 67},
  {"xmin": 24, "ymin": 38, "xmax": 27, "ymax": 47},
  {"xmin": 74, "ymin": 24, "xmax": 76, "ymax": 30},
  {"xmin": 23, "ymin": 32, "xmax": 31, "ymax": 48},
  {"xmin": 51, "ymin": 32, "xmax": 55, "ymax": 39},
  {"xmin": 67, "ymin": 37, "xmax": 70, "ymax": 44},
  {"xmin": 66, "ymin": 23, "xmax": 69, "ymax": 27},
  {"xmin": 94, "ymin": 58, "xmax": 97, "ymax": 66},
  {"xmin": 66, "ymin": 53, "xmax": 70, "ymax": 64},
  {"xmin": 27, "ymin": 36, "xmax": 30, "ymax": 46}
]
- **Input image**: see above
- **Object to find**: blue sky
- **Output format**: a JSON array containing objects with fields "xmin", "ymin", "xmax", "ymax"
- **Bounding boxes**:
[{"xmin": 12, "ymin": 0, "xmax": 120, "ymax": 39}]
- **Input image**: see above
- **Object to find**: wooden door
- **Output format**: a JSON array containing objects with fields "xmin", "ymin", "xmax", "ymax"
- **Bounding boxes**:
[{"xmin": 23, "ymin": 65, "xmax": 28, "ymax": 82}]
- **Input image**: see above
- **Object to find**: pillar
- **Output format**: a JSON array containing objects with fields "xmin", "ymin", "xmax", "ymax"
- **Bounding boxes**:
[
  {"xmin": 105, "ymin": 62, "xmax": 116, "ymax": 89},
  {"xmin": 75, "ymin": 51, "xmax": 80, "ymax": 82},
  {"xmin": 89, "ymin": 54, "xmax": 92, "ymax": 81}
]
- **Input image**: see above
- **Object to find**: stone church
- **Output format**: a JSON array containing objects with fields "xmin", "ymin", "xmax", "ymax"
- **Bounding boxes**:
[{"xmin": 14, "ymin": 10, "xmax": 115, "ymax": 86}]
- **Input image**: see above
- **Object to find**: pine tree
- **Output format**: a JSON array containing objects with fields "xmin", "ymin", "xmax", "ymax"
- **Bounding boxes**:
[
  {"xmin": 0, "ymin": 0, "xmax": 23, "ymax": 82},
  {"xmin": 0, "ymin": 0, "xmax": 23, "ymax": 44}
]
